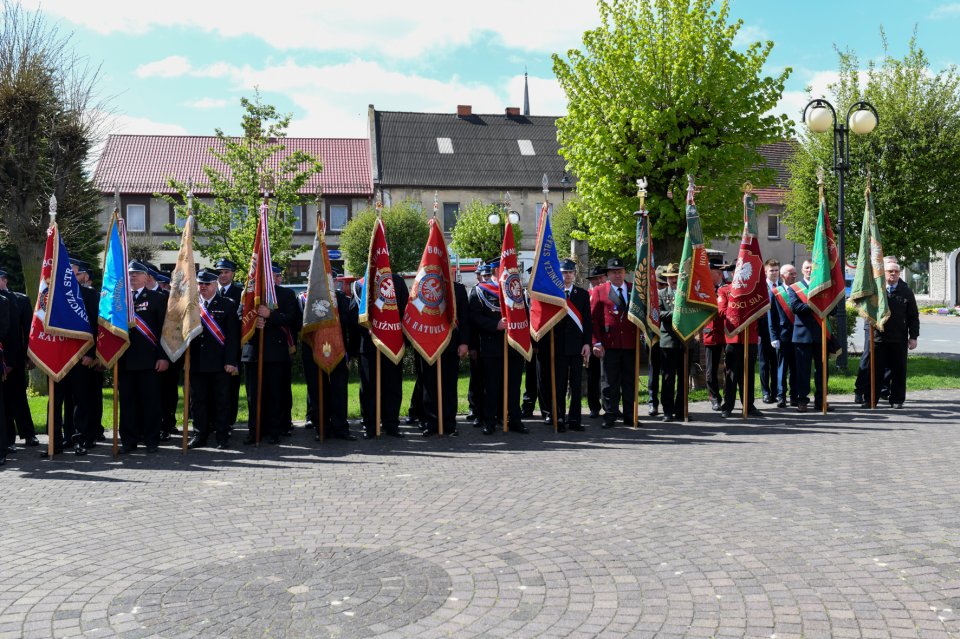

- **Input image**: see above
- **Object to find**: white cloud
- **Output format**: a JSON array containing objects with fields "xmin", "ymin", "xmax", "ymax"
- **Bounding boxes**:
[
  {"xmin": 184, "ymin": 98, "xmax": 229, "ymax": 109},
  {"xmin": 930, "ymin": 3, "xmax": 960, "ymax": 18},
  {"xmin": 733, "ymin": 24, "xmax": 771, "ymax": 48},
  {"xmin": 135, "ymin": 55, "xmax": 192, "ymax": 78},
  {"xmin": 22, "ymin": 0, "xmax": 600, "ymax": 58}
]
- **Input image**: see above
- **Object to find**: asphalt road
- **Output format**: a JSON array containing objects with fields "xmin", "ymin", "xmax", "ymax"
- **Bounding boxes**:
[{"xmin": 850, "ymin": 315, "xmax": 959, "ymax": 355}]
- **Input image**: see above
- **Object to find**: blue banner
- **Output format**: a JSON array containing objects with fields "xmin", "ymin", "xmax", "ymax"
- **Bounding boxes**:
[
  {"xmin": 528, "ymin": 212, "xmax": 565, "ymax": 305},
  {"xmin": 44, "ymin": 227, "xmax": 91, "ymax": 338},
  {"xmin": 99, "ymin": 215, "xmax": 131, "ymax": 333}
]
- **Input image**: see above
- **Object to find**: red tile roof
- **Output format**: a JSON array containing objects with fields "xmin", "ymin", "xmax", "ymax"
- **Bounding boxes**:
[{"xmin": 94, "ymin": 135, "xmax": 373, "ymax": 196}]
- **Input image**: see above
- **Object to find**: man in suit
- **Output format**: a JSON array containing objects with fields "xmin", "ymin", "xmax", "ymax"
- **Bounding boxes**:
[
  {"xmin": 717, "ymin": 280, "xmax": 762, "ymax": 418},
  {"xmin": 0, "ymin": 268, "xmax": 38, "ymax": 449},
  {"xmin": 547, "ymin": 259, "xmax": 592, "ymax": 432},
  {"xmin": 216, "ymin": 258, "xmax": 243, "ymax": 429},
  {"xmin": 788, "ymin": 260, "xmax": 827, "ymax": 413},
  {"xmin": 590, "ymin": 257, "xmax": 638, "ymax": 428},
  {"xmin": 143, "ymin": 263, "xmax": 179, "ymax": 442},
  {"xmin": 770, "ymin": 264, "xmax": 799, "ymax": 408},
  {"xmin": 419, "ymin": 274, "xmax": 470, "ymax": 437},
  {"xmin": 187, "ymin": 269, "xmax": 240, "ymax": 449},
  {"xmin": 242, "ymin": 262, "xmax": 301, "ymax": 444},
  {"xmin": 758, "ymin": 259, "xmax": 780, "ymax": 404},
  {"xmin": 866, "ymin": 259, "xmax": 919, "ymax": 409},
  {"xmin": 75, "ymin": 262, "xmax": 106, "ymax": 446},
  {"xmin": 466, "ymin": 264, "xmax": 492, "ymax": 426},
  {"xmin": 657, "ymin": 264, "xmax": 685, "ymax": 422},
  {"xmin": 118, "ymin": 261, "xmax": 169, "ymax": 453},
  {"xmin": 585, "ymin": 266, "xmax": 606, "ymax": 418}
]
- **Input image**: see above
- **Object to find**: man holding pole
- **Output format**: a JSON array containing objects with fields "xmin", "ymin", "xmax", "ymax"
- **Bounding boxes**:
[
  {"xmin": 867, "ymin": 259, "xmax": 918, "ymax": 409},
  {"xmin": 585, "ymin": 266, "xmax": 606, "ymax": 419},
  {"xmin": 657, "ymin": 265, "xmax": 685, "ymax": 423},
  {"xmin": 551, "ymin": 259, "xmax": 591, "ymax": 432},
  {"xmin": 0, "ymin": 268, "xmax": 38, "ymax": 449},
  {"xmin": 770, "ymin": 264, "xmax": 799, "ymax": 408},
  {"xmin": 590, "ymin": 257, "xmax": 637, "ymax": 429}
]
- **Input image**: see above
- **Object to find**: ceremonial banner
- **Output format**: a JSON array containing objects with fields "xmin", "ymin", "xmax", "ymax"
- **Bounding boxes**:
[
  {"xmin": 403, "ymin": 217, "xmax": 455, "ymax": 364},
  {"xmin": 672, "ymin": 181, "xmax": 717, "ymax": 341},
  {"xmin": 850, "ymin": 186, "xmax": 891, "ymax": 330},
  {"xmin": 724, "ymin": 191, "xmax": 771, "ymax": 337},
  {"xmin": 161, "ymin": 215, "xmax": 201, "ymax": 361},
  {"xmin": 627, "ymin": 211, "xmax": 661, "ymax": 345},
  {"xmin": 302, "ymin": 222, "xmax": 346, "ymax": 374},
  {"xmin": 27, "ymin": 224, "xmax": 94, "ymax": 381},
  {"xmin": 528, "ymin": 201, "xmax": 567, "ymax": 340},
  {"xmin": 241, "ymin": 202, "xmax": 277, "ymax": 346},
  {"xmin": 807, "ymin": 196, "xmax": 846, "ymax": 318},
  {"xmin": 499, "ymin": 220, "xmax": 532, "ymax": 361},
  {"xmin": 358, "ymin": 217, "xmax": 405, "ymax": 364},
  {"xmin": 97, "ymin": 214, "xmax": 132, "ymax": 367}
]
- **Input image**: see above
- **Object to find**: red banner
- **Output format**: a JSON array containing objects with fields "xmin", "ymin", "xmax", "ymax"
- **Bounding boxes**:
[
  {"xmin": 499, "ymin": 221, "xmax": 532, "ymax": 361},
  {"xmin": 358, "ymin": 217, "xmax": 405, "ymax": 364},
  {"xmin": 402, "ymin": 218, "xmax": 455, "ymax": 364},
  {"xmin": 724, "ymin": 193, "xmax": 771, "ymax": 338},
  {"xmin": 240, "ymin": 204, "xmax": 274, "ymax": 346}
]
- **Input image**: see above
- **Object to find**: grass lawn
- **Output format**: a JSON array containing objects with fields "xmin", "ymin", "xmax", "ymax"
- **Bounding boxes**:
[{"xmin": 26, "ymin": 355, "xmax": 960, "ymax": 430}]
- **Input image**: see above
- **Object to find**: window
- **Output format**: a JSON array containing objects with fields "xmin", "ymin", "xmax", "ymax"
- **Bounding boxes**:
[
  {"xmin": 443, "ymin": 202, "xmax": 460, "ymax": 233},
  {"xmin": 534, "ymin": 202, "xmax": 554, "ymax": 218},
  {"xmin": 126, "ymin": 204, "xmax": 146, "ymax": 233},
  {"xmin": 767, "ymin": 212, "xmax": 780, "ymax": 240},
  {"xmin": 517, "ymin": 139, "xmax": 535, "ymax": 156},
  {"xmin": 230, "ymin": 205, "xmax": 248, "ymax": 231},
  {"xmin": 327, "ymin": 202, "xmax": 350, "ymax": 232},
  {"xmin": 437, "ymin": 137, "xmax": 454, "ymax": 154},
  {"xmin": 168, "ymin": 201, "xmax": 187, "ymax": 231},
  {"xmin": 291, "ymin": 204, "xmax": 304, "ymax": 232}
]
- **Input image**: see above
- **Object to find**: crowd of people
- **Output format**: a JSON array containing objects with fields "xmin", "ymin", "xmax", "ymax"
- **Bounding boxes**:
[{"xmin": 0, "ymin": 250, "xmax": 921, "ymax": 465}]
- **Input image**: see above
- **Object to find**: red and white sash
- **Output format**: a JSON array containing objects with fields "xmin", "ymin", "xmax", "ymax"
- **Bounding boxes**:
[
  {"xmin": 134, "ymin": 314, "xmax": 158, "ymax": 346},
  {"xmin": 199, "ymin": 302, "xmax": 226, "ymax": 346}
]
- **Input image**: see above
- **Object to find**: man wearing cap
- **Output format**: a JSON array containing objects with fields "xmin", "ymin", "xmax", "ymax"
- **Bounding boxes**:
[
  {"xmin": 547, "ymin": 259, "xmax": 592, "ymax": 431},
  {"xmin": 0, "ymin": 268, "xmax": 38, "ymax": 450},
  {"xmin": 771, "ymin": 264, "xmax": 799, "ymax": 408},
  {"xmin": 590, "ymin": 257, "xmax": 638, "ymax": 428},
  {"xmin": 243, "ymin": 263, "xmax": 301, "ymax": 444},
  {"xmin": 657, "ymin": 264, "xmax": 685, "ymax": 422},
  {"xmin": 118, "ymin": 261, "xmax": 169, "ymax": 453},
  {"xmin": 702, "ymin": 258, "xmax": 727, "ymax": 411},
  {"xmin": 188, "ymin": 269, "xmax": 240, "ymax": 449},
  {"xmin": 585, "ymin": 266, "xmax": 607, "ymax": 418},
  {"xmin": 215, "ymin": 258, "xmax": 243, "ymax": 428},
  {"xmin": 466, "ymin": 263, "xmax": 493, "ymax": 426}
]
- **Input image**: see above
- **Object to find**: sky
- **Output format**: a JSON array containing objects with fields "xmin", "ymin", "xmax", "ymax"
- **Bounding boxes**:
[{"xmin": 18, "ymin": 0, "xmax": 960, "ymax": 144}]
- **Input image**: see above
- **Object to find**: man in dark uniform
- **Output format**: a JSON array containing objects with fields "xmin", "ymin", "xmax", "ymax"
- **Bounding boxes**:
[
  {"xmin": 590, "ymin": 257, "xmax": 637, "ymax": 428},
  {"xmin": 0, "ymin": 268, "xmax": 38, "ymax": 449},
  {"xmin": 300, "ymin": 280, "xmax": 358, "ymax": 441},
  {"xmin": 0, "ymin": 288, "xmax": 10, "ymax": 465},
  {"xmin": 657, "ymin": 264, "xmax": 685, "ymax": 422},
  {"xmin": 466, "ymin": 264, "xmax": 493, "ymax": 426},
  {"xmin": 145, "ymin": 264, "xmax": 179, "ymax": 442},
  {"xmin": 75, "ymin": 262, "xmax": 106, "ymax": 446},
  {"xmin": 216, "ymin": 258, "xmax": 243, "ymax": 428},
  {"xmin": 770, "ymin": 264, "xmax": 799, "ymax": 408},
  {"xmin": 788, "ymin": 260, "xmax": 827, "ymax": 413},
  {"xmin": 242, "ymin": 263, "xmax": 301, "ymax": 444},
  {"xmin": 702, "ymin": 259, "xmax": 726, "ymax": 411},
  {"xmin": 585, "ymin": 266, "xmax": 606, "ymax": 419},
  {"xmin": 547, "ymin": 259, "xmax": 592, "ymax": 432},
  {"xmin": 419, "ymin": 273, "xmax": 470, "ymax": 437},
  {"xmin": 187, "ymin": 269, "xmax": 240, "ymax": 449},
  {"xmin": 468, "ymin": 270, "xmax": 528, "ymax": 435},
  {"xmin": 62, "ymin": 259, "xmax": 101, "ymax": 454},
  {"xmin": 758, "ymin": 259, "xmax": 780, "ymax": 404},
  {"xmin": 118, "ymin": 261, "xmax": 169, "ymax": 453}
]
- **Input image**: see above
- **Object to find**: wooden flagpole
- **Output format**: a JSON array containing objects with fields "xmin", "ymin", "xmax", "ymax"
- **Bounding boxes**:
[
  {"xmin": 255, "ymin": 330, "xmax": 264, "ymax": 444},
  {"xmin": 182, "ymin": 351, "xmax": 190, "ymax": 454},
  {"xmin": 503, "ymin": 333, "xmax": 509, "ymax": 433},
  {"xmin": 375, "ymin": 350, "xmax": 382, "ymax": 438},
  {"xmin": 318, "ymin": 371, "xmax": 324, "ymax": 444},
  {"xmin": 869, "ymin": 325, "xmax": 876, "ymax": 409},
  {"xmin": 821, "ymin": 322, "xmax": 828, "ymax": 414},
  {"xmin": 634, "ymin": 332, "xmax": 641, "ymax": 428},
  {"xmin": 112, "ymin": 364, "xmax": 119, "ymax": 457},
  {"xmin": 437, "ymin": 359, "xmax": 444, "ymax": 437},
  {"xmin": 550, "ymin": 332, "xmax": 558, "ymax": 433},
  {"xmin": 47, "ymin": 377, "xmax": 55, "ymax": 457},
  {"xmin": 742, "ymin": 324, "xmax": 750, "ymax": 419}
]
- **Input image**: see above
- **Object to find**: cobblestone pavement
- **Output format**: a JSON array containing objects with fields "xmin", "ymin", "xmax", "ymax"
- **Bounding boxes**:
[{"xmin": 2, "ymin": 389, "xmax": 960, "ymax": 639}]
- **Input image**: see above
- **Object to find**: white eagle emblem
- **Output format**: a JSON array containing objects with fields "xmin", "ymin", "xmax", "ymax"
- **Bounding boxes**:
[
  {"xmin": 311, "ymin": 299, "xmax": 331, "ymax": 318},
  {"xmin": 732, "ymin": 260, "xmax": 753, "ymax": 290}
]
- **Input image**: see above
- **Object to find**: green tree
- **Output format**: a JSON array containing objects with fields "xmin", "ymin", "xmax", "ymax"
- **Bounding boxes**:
[
  {"xmin": 161, "ymin": 91, "xmax": 322, "ymax": 277},
  {"xmin": 552, "ymin": 0, "xmax": 791, "ymax": 263},
  {"xmin": 784, "ymin": 35, "xmax": 960, "ymax": 268},
  {"xmin": 340, "ymin": 201, "xmax": 430, "ymax": 276},
  {"xmin": 0, "ymin": 1, "xmax": 104, "ymax": 292},
  {"xmin": 449, "ymin": 199, "xmax": 523, "ymax": 262}
]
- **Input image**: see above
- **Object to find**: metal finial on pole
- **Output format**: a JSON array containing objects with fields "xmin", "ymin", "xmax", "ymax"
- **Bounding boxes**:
[
  {"xmin": 865, "ymin": 165, "xmax": 872, "ymax": 192},
  {"xmin": 686, "ymin": 174, "xmax": 696, "ymax": 204},
  {"xmin": 742, "ymin": 181, "xmax": 754, "ymax": 194},
  {"xmin": 375, "ymin": 190, "xmax": 383, "ymax": 216},
  {"xmin": 816, "ymin": 166, "xmax": 826, "ymax": 201},
  {"xmin": 433, "ymin": 191, "xmax": 439, "ymax": 218},
  {"xmin": 187, "ymin": 178, "xmax": 194, "ymax": 212},
  {"xmin": 113, "ymin": 187, "xmax": 120, "ymax": 213},
  {"xmin": 636, "ymin": 177, "xmax": 648, "ymax": 215},
  {"xmin": 49, "ymin": 194, "xmax": 57, "ymax": 223},
  {"xmin": 542, "ymin": 173, "xmax": 549, "ymax": 196}
]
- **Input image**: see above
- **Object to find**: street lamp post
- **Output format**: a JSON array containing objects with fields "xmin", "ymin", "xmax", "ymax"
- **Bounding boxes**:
[
  {"xmin": 560, "ymin": 173, "xmax": 571, "ymax": 202},
  {"xmin": 488, "ymin": 191, "xmax": 520, "ymax": 244},
  {"xmin": 802, "ymin": 97, "xmax": 879, "ymax": 372}
]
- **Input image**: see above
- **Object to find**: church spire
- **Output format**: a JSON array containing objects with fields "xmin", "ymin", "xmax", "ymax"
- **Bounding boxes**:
[{"xmin": 523, "ymin": 71, "xmax": 530, "ymax": 116}]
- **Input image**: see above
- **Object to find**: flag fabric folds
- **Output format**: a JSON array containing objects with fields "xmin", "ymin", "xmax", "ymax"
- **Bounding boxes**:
[
  {"xmin": 402, "ymin": 217, "xmax": 456, "ymax": 364},
  {"xmin": 27, "ymin": 224, "xmax": 94, "ymax": 381},
  {"xmin": 97, "ymin": 213, "xmax": 132, "ymax": 367},
  {"xmin": 806, "ymin": 196, "xmax": 846, "ymax": 318},
  {"xmin": 241, "ymin": 202, "xmax": 278, "ymax": 346},
  {"xmin": 499, "ymin": 220, "xmax": 532, "ymax": 361},
  {"xmin": 160, "ymin": 215, "xmax": 201, "ymax": 361},
  {"xmin": 850, "ymin": 185, "xmax": 891, "ymax": 330},
  {"xmin": 672, "ymin": 181, "xmax": 717, "ymax": 341},
  {"xmin": 528, "ymin": 201, "xmax": 567, "ymax": 340},
  {"xmin": 627, "ymin": 210, "xmax": 661, "ymax": 345},
  {"xmin": 302, "ymin": 221, "xmax": 346, "ymax": 374},
  {"xmin": 358, "ymin": 217, "xmax": 405, "ymax": 364},
  {"xmin": 724, "ymin": 192, "xmax": 771, "ymax": 338}
]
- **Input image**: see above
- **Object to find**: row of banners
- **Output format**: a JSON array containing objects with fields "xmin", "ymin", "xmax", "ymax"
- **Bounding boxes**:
[{"xmin": 25, "ymin": 177, "xmax": 892, "ymax": 386}]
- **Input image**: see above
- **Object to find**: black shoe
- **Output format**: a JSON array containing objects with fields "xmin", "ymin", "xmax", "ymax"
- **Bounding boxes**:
[
  {"xmin": 421, "ymin": 429, "xmax": 434, "ymax": 438},
  {"xmin": 720, "ymin": 410, "xmax": 733, "ymax": 418},
  {"xmin": 482, "ymin": 424, "xmax": 494, "ymax": 435},
  {"xmin": 521, "ymin": 407, "xmax": 534, "ymax": 419},
  {"xmin": 97, "ymin": 433, "xmax": 107, "ymax": 442},
  {"xmin": 556, "ymin": 424, "xmax": 567, "ymax": 433},
  {"xmin": 790, "ymin": 399, "xmax": 799, "ymax": 407},
  {"xmin": 216, "ymin": 442, "xmax": 229, "ymax": 450},
  {"xmin": 243, "ymin": 436, "xmax": 257, "ymax": 445},
  {"xmin": 588, "ymin": 410, "xmax": 600, "ymax": 419},
  {"xmin": 281, "ymin": 429, "xmax": 293, "ymax": 438},
  {"xmin": 268, "ymin": 435, "xmax": 281, "ymax": 444},
  {"xmin": 662, "ymin": 414, "xmax": 675, "ymax": 423},
  {"xmin": 331, "ymin": 431, "xmax": 357, "ymax": 441},
  {"xmin": 710, "ymin": 400, "xmax": 721, "ymax": 411},
  {"xmin": 145, "ymin": 445, "xmax": 159, "ymax": 453},
  {"xmin": 601, "ymin": 421, "xmax": 615, "ymax": 429},
  {"xmin": 854, "ymin": 393, "xmax": 864, "ymax": 404},
  {"xmin": 776, "ymin": 399, "xmax": 787, "ymax": 409},
  {"xmin": 648, "ymin": 406, "xmax": 659, "ymax": 417},
  {"xmin": 879, "ymin": 391, "xmax": 890, "ymax": 401},
  {"xmin": 509, "ymin": 424, "xmax": 529, "ymax": 434},
  {"xmin": 4, "ymin": 444, "xmax": 15, "ymax": 454},
  {"xmin": 448, "ymin": 429, "xmax": 460, "ymax": 437},
  {"xmin": 25, "ymin": 436, "xmax": 40, "ymax": 447},
  {"xmin": 797, "ymin": 403, "xmax": 808, "ymax": 413},
  {"xmin": 747, "ymin": 407, "xmax": 763, "ymax": 418},
  {"xmin": 187, "ymin": 437, "xmax": 207, "ymax": 449},
  {"xmin": 385, "ymin": 430, "xmax": 404, "ymax": 438},
  {"xmin": 362, "ymin": 431, "xmax": 376, "ymax": 440},
  {"xmin": 892, "ymin": 403, "xmax": 903, "ymax": 409},
  {"xmin": 119, "ymin": 444, "xmax": 137, "ymax": 454},
  {"xmin": 74, "ymin": 443, "xmax": 87, "ymax": 456},
  {"xmin": 304, "ymin": 421, "xmax": 314, "ymax": 430},
  {"xmin": 569, "ymin": 423, "xmax": 585, "ymax": 431},
  {"xmin": 465, "ymin": 413, "xmax": 476, "ymax": 421},
  {"xmin": 762, "ymin": 395, "xmax": 774, "ymax": 404},
  {"xmin": 405, "ymin": 415, "xmax": 417, "ymax": 425},
  {"xmin": 158, "ymin": 431, "xmax": 171, "ymax": 442}
]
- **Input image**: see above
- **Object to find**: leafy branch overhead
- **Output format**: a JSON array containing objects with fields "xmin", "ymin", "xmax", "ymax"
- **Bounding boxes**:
[{"xmin": 159, "ymin": 91, "xmax": 323, "ymax": 279}]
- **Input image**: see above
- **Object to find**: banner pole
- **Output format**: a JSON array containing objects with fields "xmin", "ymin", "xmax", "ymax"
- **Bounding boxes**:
[
  {"xmin": 743, "ymin": 323, "xmax": 750, "ymax": 419},
  {"xmin": 869, "ymin": 324, "xmax": 876, "ymax": 409},
  {"xmin": 47, "ymin": 376, "xmax": 55, "ymax": 458},
  {"xmin": 634, "ymin": 332, "xmax": 640, "ymax": 428},
  {"xmin": 821, "ymin": 321, "xmax": 828, "ymax": 415},
  {"xmin": 318, "ymin": 370, "xmax": 324, "ymax": 444},
  {"xmin": 182, "ymin": 351, "xmax": 190, "ymax": 454},
  {"xmin": 256, "ymin": 329, "xmax": 265, "ymax": 445},
  {"xmin": 683, "ymin": 342, "xmax": 689, "ymax": 422},
  {"xmin": 503, "ymin": 333, "xmax": 509, "ymax": 433},
  {"xmin": 550, "ymin": 331, "xmax": 558, "ymax": 434},
  {"xmin": 437, "ymin": 358, "xmax": 444, "ymax": 437},
  {"xmin": 112, "ymin": 363, "xmax": 119, "ymax": 457},
  {"xmin": 376, "ymin": 350, "xmax": 382, "ymax": 438}
]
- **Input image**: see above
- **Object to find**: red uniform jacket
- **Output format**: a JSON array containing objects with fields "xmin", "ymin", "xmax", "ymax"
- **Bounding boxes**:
[
  {"xmin": 702, "ymin": 289, "xmax": 724, "ymax": 347},
  {"xmin": 590, "ymin": 280, "xmax": 637, "ymax": 350},
  {"xmin": 717, "ymin": 284, "xmax": 758, "ymax": 345}
]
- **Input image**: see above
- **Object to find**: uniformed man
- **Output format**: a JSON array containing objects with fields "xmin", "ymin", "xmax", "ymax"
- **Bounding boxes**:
[
  {"xmin": 118, "ymin": 261, "xmax": 169, "ymax": 453},
  {"xmin": 187, "ymin": 269, "xmax": 240, "ymax": 449},
  {"xmin": 585, "ymin": 266, "xmax": 606, "ymax": 419},
  {"xmin": 590, "ymin": 257, "xmax": 638, "ymax": 428},
  {"xmin": 758, "ymin": 259, "xmax": 780, "ymax": 404},
  {"xmin": 75, "ymin": 262, "xmax": 106, "ymax": 446},
  {"xmin": 0, "ymin": 287, "xmax": 10, "ymax": 465},
  {"xmin": 215, "ymin": 258, "xmax": 243, "ymax": 429},
  {"xmin": 466, "ymin": 264, "xmax": 493, "ymax": 426},
  {"xmin": 0, "ymin": 268, "xmax": 38, "ymax": 449},
  {"xmin": 419, "ymin": 272, "xmax": 470, "ymax": 437},
  {"xmin": 546, "ymin": 259, "xmax": 592, "ymax": 432},
  {"xmin": 702, "ymin": 258, "xmax": 727, "ymax": 411},
  {"xmin": 788, "ymin": 260, "xmax": 826, "ymax": 413},
  {"xmin": 657, "ymin": 264, "xmax": 685, "ymax": 422},
  {"xmin": 144, "ymin": 263, "xmax": 179, "ymax": 442},
  {"xmin": 646, "ymin": 266, "xmax": 665, "ymax": 417},
  {"xmin": 242, "ymin": 263, "xmax": 301, "ymax": 444},
  {"xmin": 717, "ymin": 279, "xmax": 762, "ymax": 418},
  {"xmin": 770, "ymin": 264, "xmax": 799, "ymax": 408}
]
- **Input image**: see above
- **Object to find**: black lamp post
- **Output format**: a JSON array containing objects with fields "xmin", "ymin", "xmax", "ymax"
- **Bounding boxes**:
[
  {"xmin": 488, "ymin": 191, "xmax": 520, "ymax": 246},
  {"xmin": 802, "ymin": 97, "xmax": 879, "ymax": 372},
  {"xmin": 560, "ymin": 173, "xmax": 571, "ymax": 201}
]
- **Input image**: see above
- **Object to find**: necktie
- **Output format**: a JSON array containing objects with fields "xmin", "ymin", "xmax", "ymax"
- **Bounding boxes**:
[
  {"xmin": 888, "ymin": 285, "xmax": 895, "ymax": 295},
  {"xmin": 565, "ymin": 290, "xmax": 570, "ymax": 300},
  {"xmin": 617, "ymin": 286, "xmax": 627, "ymax": 309}
]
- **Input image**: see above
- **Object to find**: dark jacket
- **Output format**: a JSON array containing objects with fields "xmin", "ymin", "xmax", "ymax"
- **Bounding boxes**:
[
  {"xmin": 241, "ymin": 284, "xmax": 302, "ymax": 363},
  {"xmin": 191, "ymin": 294, "xmax": 240, "ymax": 372},
  {"xmin": 79, "ymin": 284, "xmax": 99, "ymax": 349},
  {"xmin": 657, "ymin": 286, "xmax": 684, "ymax": 350},
  {"xmin": 0, "ymin": 289, "xmax": 30, "ymax": 366},
  {"xmin": 769, "ymin": 285, "xmax": 793, "ymax": 345},
  {"xmin": 788, "ymin": 282, "xmax": 822, "ymax": 345},
  {"xmin": 554, "ymin": 286, "xmax": 592, "ymax": 356},
  {"xmin": 469, "ymin": 283, "xmax": 504, "ymax": 358},
  {"xmin": 352, "ymin": 274, "xmax": 409, "ymax": 355},
  {"xmin": 875, "ymin": 279, "xmax": 919, "ymax": 343},
  {"xmin": 219, "ymin": 281, "xmax": 243, "ymax": 307},
  {"xmin": 121, "ymin": 287, "xmax": 168, "ymax": 371},
  {"xmin": 0, "ymin": 293, "xmax": 10, "ymax": 360},
  {"xmin": 452, "ymin": 281, "xmax": 470, "ymax": 350}
]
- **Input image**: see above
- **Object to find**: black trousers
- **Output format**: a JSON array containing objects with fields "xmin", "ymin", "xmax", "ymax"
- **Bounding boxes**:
[
  {"xmin": 407, "ymin": 356, "xmax": 425, "ymax": 423},
  {"xmin": 646, "ymin": 342, "xmax": 661, "ymax": 409},
  {"xmin": 587, "ymin": 354, "xmax": 602, "ymax": 414},
  {"xmin": 778, "ymin": 342, "xmax": 797, "ymax": 403},
  {"xmin": 358, "ymin": 348, "xmax": 403, "ymax": 433},
  {"xmin": 535, "ymin": 345, "xmax": 552, "ymax": 418},
  {"xmin": 421, "ymin": 347, "xmax": 459, "ymax": 433},
  {"xmin": 481, "ymin": 351, "xmax": 525, "ymax": 428},
  {"xmin": 191, "ymin": 370, "xmax": 230, "ymax": 444},
  {"xmin": 855, "ymin": 333, "xmax": 893, "ymax": 401},
  {"xmin": 600, "ymin": 347, "xmax": 636, "ymax": 425},
  {"xmin": 794, "ymin": 343, "xmax": 826, "ymax": 407},
  {"xmin": 660, "ymin": 347, "xmax": 685, "ymax": 418},
  {"xmin": 522, "ymin": 350, "xmax": 540, "ymax": 414},
  {"xmin": 3, "ymin": 365, "xmax": 35, "ymax": 440},
  {"xmin": 303, "ymin": 349, "xmax": 350, "ymax": 437},
  {"xmin": 227, "ymin": 365, "xmax": 242, "ymax": 426},
  {"xmin": 0, "ymin": 381, "xmax": 6, "ymax": 460},
  {"xmin": 245, "ymin": 361, "xmax": 288, "ymax": 439},
  {"xmin": 119, "ymin": 368, "xmax": 162, "ymax": 447},
  {"xmin": 467, "ymin": 355, "xmax": 484, "ymax": 420},
  {"xmin": 859, "ymin": 341, "xmax": 908, "ymax": 405},
  {"xmin": 554, "ymin": 353, "xmax": 585, "ymax": 426},
  {"xmin": 704, "ymin": 344, "xmax": 723, "ymax": 404},
  {"xmin": 53, "ymin": 365, "xmax": 98, "ymax": 447},
  {"xmin": 160, "ymin": 357, "xmax": 182, "ymax": 433},
  {"xmin": 758, "ymin": 339, "xmax": 777, "ymax": 399},
  {"xmin": 721, "ymin": 344, "xmax": 757, "ymax": 411}
]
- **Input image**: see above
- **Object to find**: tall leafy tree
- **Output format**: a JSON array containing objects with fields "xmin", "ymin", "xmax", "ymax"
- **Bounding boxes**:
[
  {"xmin": 340, "ymin": 201, "xmax": 430, "ymax": 276},
  {"xmin": 784, "ymin": 35, "xmax": 960, "ymax": 269},
  {"xmin": 0, "ymin": 1, "xmax": 103, "ymax": 292},
  {"xmin": 449, "ymin": 199, "xmax": 522, "ymax": 263},
  {"xmin": 552, "ymin": 0, "xmax": 791, "ymax": 262},
  {"xmin": 162, "ymin": 92, "xmax": 322, "ymax": 277}
]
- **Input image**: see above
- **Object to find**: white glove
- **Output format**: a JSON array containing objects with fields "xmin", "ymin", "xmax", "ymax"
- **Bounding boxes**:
[{"xmin": 772, "ymin": 340, "xmax": 780, "ymax": 349}]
